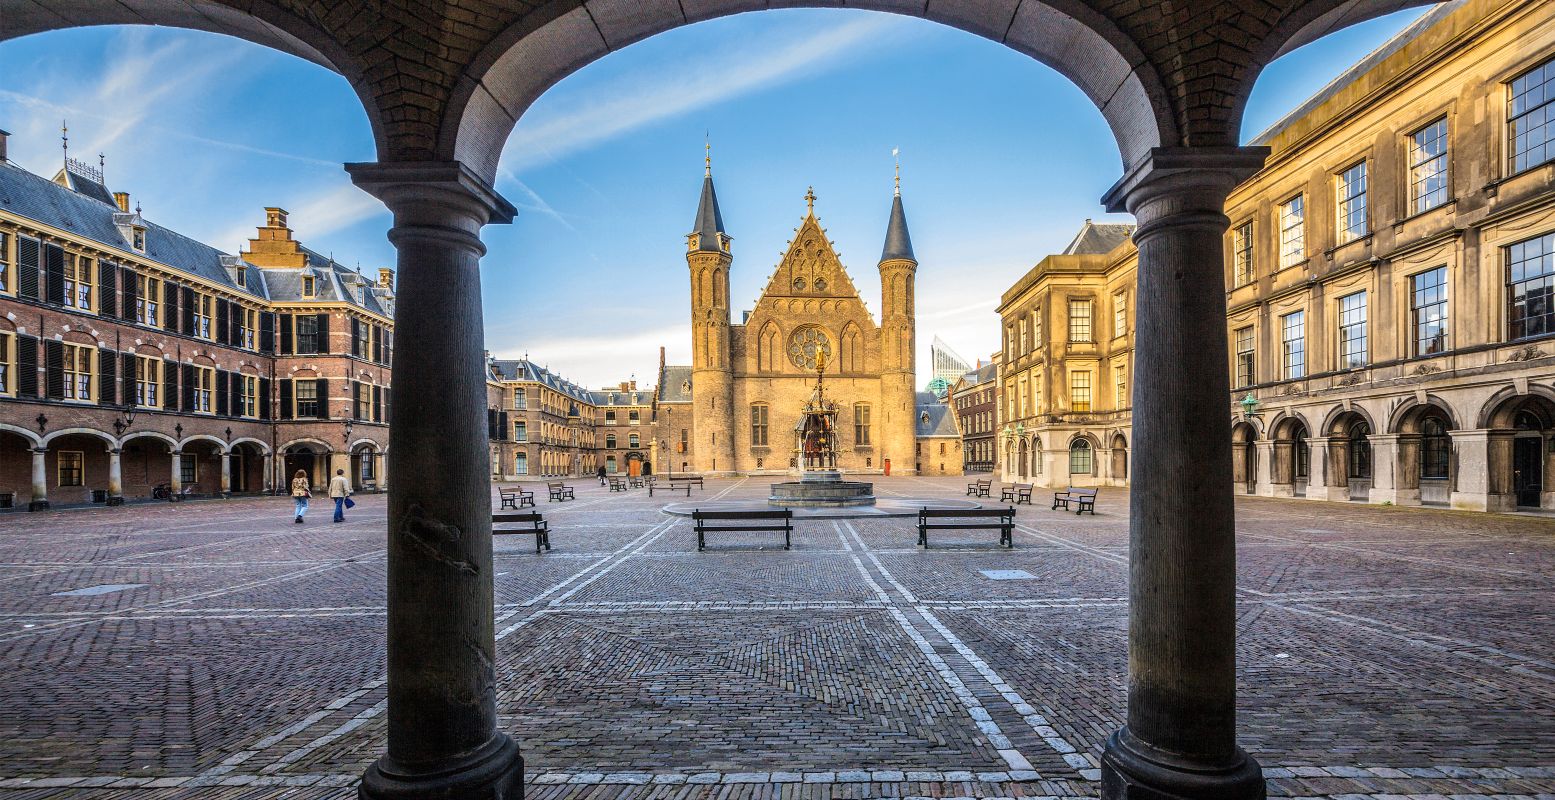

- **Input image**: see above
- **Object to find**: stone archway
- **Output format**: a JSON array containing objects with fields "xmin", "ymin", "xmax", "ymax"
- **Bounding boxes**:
[
  {"xmin": 1270, "ymin": 415, "xmax": 1310, "ymax": 498},
  {"xmin": 1389, "ymin": 401, "xmax": 1460, "ymax": 506},
  {"xmin": 1231, "ymin": 422, "xmax": 1258, "ymax": 494},
  {"xmin": 1477, "ymin": 392, "xmax": 1555, "ymax": 510},
  {"xmin": 1323, "ymin": 409, "xmax": 1374, "ymax": 503},
  {"xmin": 1, "ymin": 3, "xmax": 1455, "ymax": 797}
]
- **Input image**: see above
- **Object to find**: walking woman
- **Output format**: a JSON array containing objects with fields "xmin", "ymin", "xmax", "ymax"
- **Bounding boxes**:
[{"xmin": 291, "ymin": 469, "xmax": 312, "ymax": 523}]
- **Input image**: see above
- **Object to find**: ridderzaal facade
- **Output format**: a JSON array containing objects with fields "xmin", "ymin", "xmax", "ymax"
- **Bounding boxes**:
[
  {"xmin": 0, "ymin": 143, "xmax": 394, "ymax": 509},
  {"xmin": 996, "ymin": 0, "xmax": 1555, "ymax": 512}
]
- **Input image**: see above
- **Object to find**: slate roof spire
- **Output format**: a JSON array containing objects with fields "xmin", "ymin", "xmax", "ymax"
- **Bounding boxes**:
[
  {"xmin": 691, "ymin": 141, "xmax": 727, "ymax": 252},
  {"xmin": 880, "ymin": 175, "xmax": 915, "ymax": 264}
]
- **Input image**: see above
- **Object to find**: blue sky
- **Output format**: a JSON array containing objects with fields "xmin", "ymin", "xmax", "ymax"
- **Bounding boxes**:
[{"xmin": 0, "ymin": 9, "xmax": 1424, "ymax": 386}]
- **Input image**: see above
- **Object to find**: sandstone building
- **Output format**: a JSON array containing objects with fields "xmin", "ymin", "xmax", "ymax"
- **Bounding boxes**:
[
  {"xmin": 674, "ymin": 162, "xmax": 919, "ymax": 476},
  {"xmin": 1001, "ymin": 0, "xmax": 1555, "ymax": 511},
  {"xmin": 0, "ymin": 142, "xmax": 393, "ymax": 509}
]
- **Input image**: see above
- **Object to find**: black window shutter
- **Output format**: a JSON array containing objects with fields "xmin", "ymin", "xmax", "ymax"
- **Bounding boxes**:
[
  {"xmin": 16, "ymin": 237, "xmax": 40, "ymax": 299},
  {"xmin": 487, "ymin": 408, "xmax": 498, "ymax": 439},
  {"xmin": 163, "ymin": 281, "xmax": 179, "ymax": 331},
  {"xmin": 121, "ymin": 352, "xmax": 136, "ymax": 405},
  {"xmin": 279, "ymin": 379, "xmax": 292, "ymax": 419},
  {"xmin": 315, "ymin": 378, "xmax": 329, "ymax": 418},
  {"xmin": 181, "ymin": 363, "xmax": 195, "ymax": 411},
  {"xmin": 180, "ymin": 286, "xmax": 195, "ymax": 336},
  {"xmin": 44, "ymin": 244, "xmax": 65, "ymax": 305},
  {"xmin": 315, "ymin": 313, "xmax": 330, "ymax": 354},
  {"xmin": 121, "ymin": 267, "xmax": 138, "ymax": 319},
  {"xmin": 16, "ymin": 335, "xmax": 39, "ymax": 397},
  {"xmin": 385, "ymin": 330, "xmax": 392, "ymax": 366},
  {"xmin": 352, "ymin": 381, "xmax": 362, "ymax": 419},
  {"xmin": 260, "ymin": 312, "xmax": 275, "ymax": 354},
  {"xmin": 279, "ymin": 314, "xmax": 293, "ymax": 355},
  {"xmin": 44, "ymin": 339, "xmax": 64, "ymax": 399},
  {"xmin": 230, "ymin": 305, "xmax": 242, "ymax": 347},
  {"xmin": 99, "ymin": 261, "xmax": 118, "ymax": 318},
  {"xmin": 499, "ymin": 411, "xmax": 510, "ymax": 440},
  {"xmin": 372, "ymin": 385, "xmax": 383, "ymax": 422},
  {"xmin": 351, "ymin": 318, "xmax": 361, "ymax": 357},
  {"xmin": 215, "ymin": 300, "xmax": 230, "ymax": 345},
  {"xmin": 163, "ymin": 358, "xmax": 177, "ymax": 409},
  {"xmin": 99, "ymin": 347, "xmax": 117, "ymax": 405},
  {"xmin": 230, "ymin": 371, "xmax": 241, "ymax": 415},
  {"xmin": 259, "ymin": 378, "xmax": 272, "ymax": 420},
  {"xmin": 372, "ymin": 326, "xmax": 383, "ymax": 363},
  {"xmin": 384, "ymin": 388, "xmax": 391, "ymax": 424},
  {"xmin": 216, "ymin": 369, "xmax": 230, "ymax": 416}
]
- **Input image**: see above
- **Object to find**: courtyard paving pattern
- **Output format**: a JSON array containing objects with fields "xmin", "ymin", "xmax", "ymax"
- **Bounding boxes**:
[{"xmin": 0, "ymin": 476, "xmax": 1553, "ymax": 799}]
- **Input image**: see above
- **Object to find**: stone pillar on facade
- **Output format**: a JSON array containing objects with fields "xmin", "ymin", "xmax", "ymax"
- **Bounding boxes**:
[
  {"xmin": 1304, "ymin": 436, "xmax": 1330, "ymax": 500},
  {"xmin": 264, "ymin": 452, "xmax": 279, "ymax": 495},
  {"xmin": 1098, "ymin": 147, "xmax": 1267, "ymax": 800},
  {"xmin": 1367, "ymin": 434, "xmax": 1416, "ymax": 505},
  {"xmin": 219, "ymin": 450, "xmax": 232, "ymax": 498},
  {"xmin": 1253, "ymin": 440, "xmax": 1275, "ymax": 496},
  {"xmin": 29, "ymin": 448, "xmax": 49, "ymax": 511},
  {"xmin": 1450, "ymin": 429, "xmax": 1495, "ymax": 511},
  {"xmin": 107, "ymin": 449, "xmax": 125, "ymax": 506},
  {"xmin": 169, "ymin": 450, "xmax": 184, "ymax": 495},
  {"xmin": 1320, "ymin": 437, "xmax": 1350, "ymax": 502},
  {"xmin": 347, "ymin": 160, "xmax": 521, "ymax": 800},
  {"xmin": 377, "ymin": 451, "xmax": 389, "ymax": 492}
]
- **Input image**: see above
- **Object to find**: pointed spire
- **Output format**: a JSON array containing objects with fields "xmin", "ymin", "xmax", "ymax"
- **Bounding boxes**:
[
  {"xmin": 691, "ymin": 144, "xmax": 726, "ymax": 253},
  {"xmin": 881, "ymin": 178, "xmax": 915, "ymax": 264},
  {"xmin": 805, "ymin": 186, "xmax": 816, "ymax": 216}
]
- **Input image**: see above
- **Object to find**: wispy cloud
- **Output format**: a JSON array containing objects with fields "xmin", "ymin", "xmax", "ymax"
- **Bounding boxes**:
[
  {"xmin": 501, "ymin": 14, "xmax": 913, "ymax": 173},
  {"xmin": 487, "ymin": 324, "xmax": 690, "ymax": 387}
]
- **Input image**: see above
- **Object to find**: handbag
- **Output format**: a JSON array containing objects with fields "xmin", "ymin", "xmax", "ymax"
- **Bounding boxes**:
[{"xmin": 344, "ymin": 497, "xmax": 356, "ymax": 509}]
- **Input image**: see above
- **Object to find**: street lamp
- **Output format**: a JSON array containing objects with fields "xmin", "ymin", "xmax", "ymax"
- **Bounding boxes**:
[
  {"xmin": 1239, "ymin": 392, "xmax": 1259, "ymax": 419},
  {"xmin": 342, "ymin": 417, "xmax": 355, "ymax": 443},
  {"xmin": 112, "ymin": 408, "xmax": 138, "ymax": 437}
]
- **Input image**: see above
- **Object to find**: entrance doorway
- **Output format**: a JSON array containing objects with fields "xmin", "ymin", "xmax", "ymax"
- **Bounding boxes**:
[{"xmin": 1515, "ymin": 435, "xmax": 1542, "ymax": 508}]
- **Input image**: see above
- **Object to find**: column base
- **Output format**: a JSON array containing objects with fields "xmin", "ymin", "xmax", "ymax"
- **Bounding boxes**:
[
  {"xmin": 28, "ymin": 500, "xmax": 49, "ymax": 511},
  {"xmin": 107, "ymin": 497, "xmax": 124, "ymax": 507},
  {"xmin": 360, "ymin": 733, "xmax": 523, "ymax": 800},
  {"xmin": 1101, "ymin": 728, "xmax": 1264, "ymax": 800}
]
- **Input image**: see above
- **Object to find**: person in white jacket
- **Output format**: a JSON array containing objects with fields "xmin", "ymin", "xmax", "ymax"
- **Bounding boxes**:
[{"xmin": 328, "ymin": 469, "xmax": 352, "ymax": 523}]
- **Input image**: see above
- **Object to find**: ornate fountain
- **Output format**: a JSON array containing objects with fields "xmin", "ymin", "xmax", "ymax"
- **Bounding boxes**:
[{"xmin": 768, "ymin": 352, "xmax": 876, "ymax": 508}]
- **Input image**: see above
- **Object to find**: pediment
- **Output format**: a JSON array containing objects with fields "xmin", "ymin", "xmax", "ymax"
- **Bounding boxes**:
[{"xmin": 759, "ymin": 214, "xmax": 863, "ymax": 302}]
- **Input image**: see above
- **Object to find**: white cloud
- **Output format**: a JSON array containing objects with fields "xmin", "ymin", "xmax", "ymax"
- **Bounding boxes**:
[
  {"xmin": 486, "ymin": 323, "xmax": 690, "ymax": 387},
  {"xmin": 207, "ymin": 181, "xmax": 384, "ymax": 254},
  {"xmin": 501, "ymin": 14, "xmax": 912, "ymax": 173}
]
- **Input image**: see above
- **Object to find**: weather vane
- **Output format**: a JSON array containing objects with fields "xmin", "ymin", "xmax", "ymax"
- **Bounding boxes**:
[{"xmin": 892, "ymin": 147, "xmax": 901, "ymax": 196}]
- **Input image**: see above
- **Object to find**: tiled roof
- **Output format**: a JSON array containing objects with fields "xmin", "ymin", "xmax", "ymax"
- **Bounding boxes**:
[
  {"xmin": 0, "ymin": 160, "xmax": 264, "ymax": 299},
  {"xmin": 488, "ymin": 358, "xmax": 595, "ymax": 405},
  {"xmin": 915, "ymin": 401, "xmax": 958, "ymax": 437},
  {"xmin": 657, "ymin": 366, "xmax": 693, "ymax": 402},
  {"xmin": 593, "ymin": 390, "xmax": 652, "ymax": 406},
  {"xmin": 1061, "ymin": 220, "xmax": 1135, "ymax": 255}
]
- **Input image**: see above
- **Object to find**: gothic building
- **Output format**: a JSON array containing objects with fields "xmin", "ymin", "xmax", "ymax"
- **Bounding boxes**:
[{"xmin": 677, "ymin": 160, "xmax": 919, "ymax": 475}]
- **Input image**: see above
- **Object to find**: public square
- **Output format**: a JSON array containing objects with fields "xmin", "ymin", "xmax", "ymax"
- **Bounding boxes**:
[{"xmin": 0, "ymin": 477, "xmax": 1551, "ymax": 799}]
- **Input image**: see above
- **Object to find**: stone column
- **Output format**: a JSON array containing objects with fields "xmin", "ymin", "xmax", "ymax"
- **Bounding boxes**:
[
  {"xmin": 1098, "ymin": 147, "xmax": 1267, "ymax": 800},
  {"xmin": 1450, "ymin": 429, "xmax": 1495, "ymax": 511},
  {"xmin": 28, "ymin": 448, "xmax": 49, "ymax": 511},
  {"xmin": 107, "ymin": 449, "xmax": 124, "ymax": 506},
  {"xmin": 377, "ymin": 451, "xmax": 389, "ymax": 492},
  {"xmin": 1304, "ymin": 436, "xmax": 1329, "ymax": 499},
  {"xmin": 264, "ymin": 452, "xmax": 279, "ymax": 495},
  {"xmin": 347, "ymin": 161, "xmax": 520, "ymax": 799},
  {"xmin": 1253, "ymin": 441, "xmax": 1275, "ymax": 496},
  {"xmin": 1367, "ymin": 434, "xmax": 1411, "ymax": 505},
  {"xmin": 169, "ymin": 450, "xmax": 183, "ymax": 494},
  {"xmin": 219, "ymin": 451, "xmax": 232, "ymax": 498}
]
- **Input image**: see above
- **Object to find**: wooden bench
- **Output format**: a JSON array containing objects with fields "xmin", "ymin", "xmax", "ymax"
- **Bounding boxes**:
[
  {"xmin": 499, "ymin": 486, "xmax": 535, "ymax": 509},
  {"xmin": 691, "ymin": 509, "xmax": 793, "ymax": 551},
  {"xmin": 662, "ymin": 474, "xmax": 704, "ymax": 489},
  {"xmin": 1052, "ymin": 488, "xmax": 1098, "ymax": 514},
  {"xmin": 918, "ymin": 507, "xmax": 1014, "ymax": 548},
  {"xmin": 649, "ymin": 481, "xmax": 693, "ymax": 497},
  {"xmin": 966, "ymin": 478, "xmax": 992, "ymax": 497},
  {"xmin": 547, "ymin": 482, "xmax": 574, "ymax": 502},
  {"xmin": 607, "ymin": 478, "xmax": 629, "ymax": 492},
  {"xmin": 1000, "ymin": 483, "xmax": 1033, "ymax": 504},
  {"xmin": 493, "ymin": 512, "xmax": 550, "ymax": 553}
]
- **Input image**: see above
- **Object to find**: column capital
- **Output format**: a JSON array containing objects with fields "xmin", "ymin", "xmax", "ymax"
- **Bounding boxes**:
[
  {"xmin": 1101, "ymin": 146, "xmax": 1269, "ymax": 218},
  {"xmin": 345, "ymin": 161, "xmax": 517, "ymax": 228}
]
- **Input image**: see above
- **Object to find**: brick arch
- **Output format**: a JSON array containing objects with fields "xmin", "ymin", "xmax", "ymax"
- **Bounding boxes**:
[{"xmin": 441, "ymin": 0, "xmax": 1182, "ymax": 182}]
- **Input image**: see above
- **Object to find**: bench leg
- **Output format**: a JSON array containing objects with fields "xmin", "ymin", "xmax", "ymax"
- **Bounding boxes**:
[
  {"xmin": 785, "ymin": 527, "xmax": 791, "ymax": 550},
  {"xmin": 535, "ymin": 534, "xmax": 542, "ymax": 554},
  {"xmin": 543, "ymin": 532, "xmax": 551, "ymax": 551},
  {"xmin": 697, "ymin": 530, "xmax": 704, "ymax": 551}
]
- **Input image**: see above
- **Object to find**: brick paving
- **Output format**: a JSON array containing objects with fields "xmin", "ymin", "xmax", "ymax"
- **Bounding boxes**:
[{"xmin": 0, "ymin": 477, "xmax": 1553, "ymax": 799}]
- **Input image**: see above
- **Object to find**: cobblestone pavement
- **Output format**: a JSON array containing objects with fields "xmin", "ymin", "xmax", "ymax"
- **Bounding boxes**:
[{"xmin": 1, "ymin": 476, "xmax": 1553, "ymax": 799}]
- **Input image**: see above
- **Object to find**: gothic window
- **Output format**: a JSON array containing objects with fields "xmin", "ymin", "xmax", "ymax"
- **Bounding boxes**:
[
  {"xmin": 793, "ymin": 277, "xmax": 806, "ymax": 291},
  {"xmin": 815, "ymin": 278, "xmax": 827, "ymax": 291},
  {"xmin": 787, "ymin": 325, "xmax": 832, "ymax": 371},
  {"xmin": 853, "ymin": 403, "xmax": 871, "ymax": 446},
  {"xmin": 751, "ymin": 403, "xmax": 769, "ymax": 446}
]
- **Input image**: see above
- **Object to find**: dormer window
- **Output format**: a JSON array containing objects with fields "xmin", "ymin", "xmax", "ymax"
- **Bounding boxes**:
[
  {"xmin": 132, "ymin": 227, "xmax": 145, "ymax": 252},
  {"xmin": 302, "ymin": 275, "xmax": 316, "ymax": 297}
]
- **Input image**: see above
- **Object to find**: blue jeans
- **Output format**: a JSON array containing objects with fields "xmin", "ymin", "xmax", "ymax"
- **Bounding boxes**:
[
  {"xmin": 334, "ymin": 497, "xmax": 346, "ymax": 522},
  {"xmin": 294, "ymin": 497, "xmax": 308, "ymax": 518}
]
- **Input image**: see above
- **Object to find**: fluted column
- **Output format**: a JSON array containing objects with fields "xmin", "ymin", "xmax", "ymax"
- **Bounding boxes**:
[
  {"xmin": 1099, "ymin": 147, "xmax": 1267, "ymax": 800},
  {"xmin": 107, "ymin": 449, "xmax": 124, "ymax": 506},
  {"xmin": 29, "ymin": 448, "xmax": 49, "ymax": 511},
  {"xmin": 347, "ymin": 161, "xmax": 519, "ymax": 800}
]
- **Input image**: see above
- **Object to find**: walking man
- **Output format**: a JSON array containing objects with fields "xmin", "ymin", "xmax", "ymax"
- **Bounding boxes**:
[
  {"xmin": 597, "ymin": 465, "xmax": 607, "ymax": 485},
  {"xmin": 291, "ymin": 470, "xmax": 311, "ymax": 524},
  {"xmin": 329, "ymin": 468, "xmax": 352, "ymax": 523}
]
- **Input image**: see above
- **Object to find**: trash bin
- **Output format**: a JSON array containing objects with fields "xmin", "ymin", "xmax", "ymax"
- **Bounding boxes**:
[{"xmin": 91, "ymin": 489, "xmax": 108, "ymax": 504}]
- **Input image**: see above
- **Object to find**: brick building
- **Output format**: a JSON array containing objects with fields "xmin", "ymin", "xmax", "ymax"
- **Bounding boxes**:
[
  {"xmin": 0, "ymin": 143, "xmax": 392, "ymax": 509},
  {"xmin": 949, "ymin": 361, "xmax": 998, "ymax": 473}
]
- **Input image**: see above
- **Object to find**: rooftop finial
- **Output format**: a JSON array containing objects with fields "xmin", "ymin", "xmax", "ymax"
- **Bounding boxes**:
[
  {"xmin": 60, "ymin": 120, "xmax": 68, "ymax": 165},
  {"xmin": 704, "ymin": 134, "xmax": 711, "ymax": 177},
  {"xmin": 892, "ymin": 147, "xmax": 900, "ymax": 197},
  {"xmin": 805, "ymin": 186, "xmax": 816, "ymax": 215}
]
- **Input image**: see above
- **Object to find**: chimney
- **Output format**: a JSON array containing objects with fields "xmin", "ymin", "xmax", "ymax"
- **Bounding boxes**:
[
  {"xmin": 0, "ymin": 129, "xmax": 8, "ymax": 163},
  {"xmin": 630, "ymin": 380, "xmax": 637, "ymax": 391},
  {"xmin": 113, "ymin": 192, "xmax": 130, "ymax": 212},
  {"xmin": 378, "ymin": 267, "xmax": 395, "ymax": 289},
  {"xmin": 659, "ymin": 346, "xmax": 666, "ymax": 368}
]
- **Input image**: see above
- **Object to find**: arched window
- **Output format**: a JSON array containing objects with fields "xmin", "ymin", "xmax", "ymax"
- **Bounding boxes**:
[
  {"xmin": 1347, "ymin": 420, "xmax": 1371, "ymax": 479},
  {"xmin": 605, "ymin": 433, "xmax": 617, "ymax": 449},
  {"xmin": 1069, "ymin": 439, "xmax": 1093, "ymax": 475},
  {"xmin": 1420, "ymin": 415, "xmax": 1449, "ymax": 479},
  {"xmin": 1032, "ymin": 437, "xmax": 1042, "ymax": 474}
]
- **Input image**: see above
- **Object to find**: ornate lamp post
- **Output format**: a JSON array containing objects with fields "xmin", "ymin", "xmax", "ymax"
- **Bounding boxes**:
[{"xmin": 1239, "ymin": 392, "xmax": 1259, "ymax": 420}]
